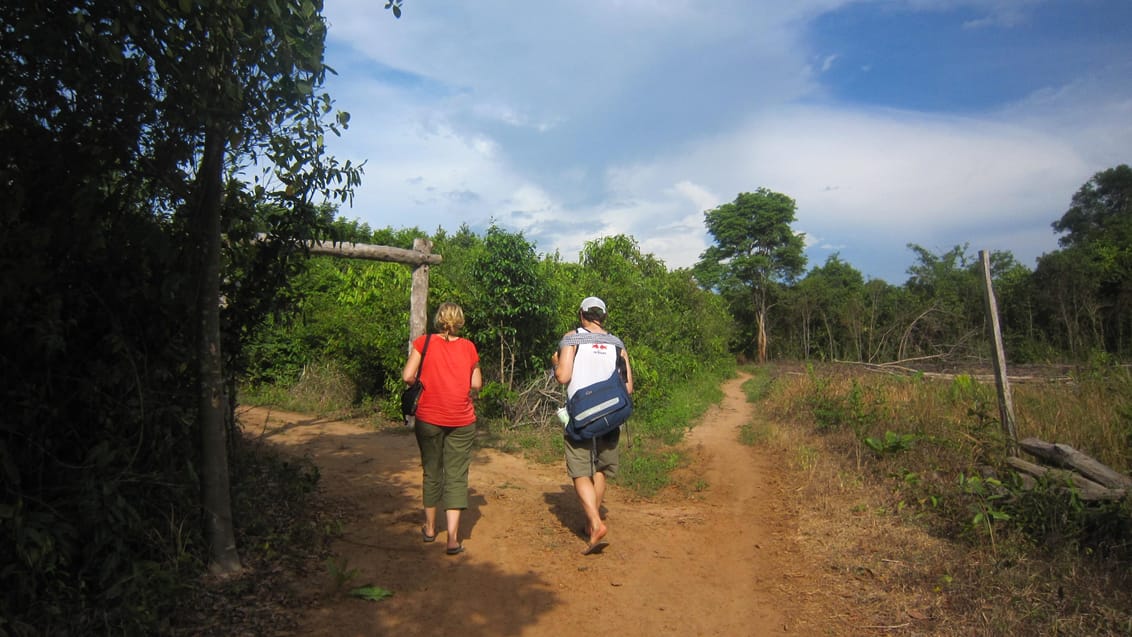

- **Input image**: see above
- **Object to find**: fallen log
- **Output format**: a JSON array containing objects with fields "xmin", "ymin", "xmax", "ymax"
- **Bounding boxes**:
[
  {"xmin": 1005, "ymin": 456, "xmax": 1126, "ymax": 501},
  {"xmin": 1018, "ymin": 437, "xmax": 1132, "ymax": 490}
]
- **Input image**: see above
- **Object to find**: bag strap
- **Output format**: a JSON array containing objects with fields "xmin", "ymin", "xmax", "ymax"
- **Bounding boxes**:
[
  {"xmin": 562, "ymin": 329, "xmax": 625, "ymax": 384},
  {"xmin": 559, "ymin": 330, "xmax": 625, "ymax": 350},
  {"xmin": 414, "ymin": 333, "xmax": 433, "ymax": 383}
]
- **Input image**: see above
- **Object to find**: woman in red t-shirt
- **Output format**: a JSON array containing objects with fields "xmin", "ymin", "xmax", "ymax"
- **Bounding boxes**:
[{"xmin": 401, "ymin": 302, "xmax": 481, "ymax": 555}]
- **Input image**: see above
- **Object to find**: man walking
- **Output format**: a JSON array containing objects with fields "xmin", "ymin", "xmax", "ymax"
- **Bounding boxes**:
[{"xmin": 552, "ymin": 296, "xmax": 634, "ymax": 554}]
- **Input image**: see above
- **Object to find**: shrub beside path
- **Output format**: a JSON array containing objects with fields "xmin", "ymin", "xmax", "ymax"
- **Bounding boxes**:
[{"xmin": 242, "ymin": 373, "xmax": 833, "ymax": 636}]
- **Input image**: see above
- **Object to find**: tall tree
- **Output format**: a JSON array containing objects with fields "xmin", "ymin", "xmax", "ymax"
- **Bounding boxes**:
[
  {"xmin": 468, "ymin": 226, "xmax": 556, "ymax": 386},
  {"xmin": 696, "ymin": 189, "xmax": 806, "ymax": 362},
  {"xmin": 1050, "ymin": 164, "xmax": 1132, "ymax": 355},
  {"xmin": 156, "ymin": 0, "xmax": 363, "ymax": 574},
  {"xmin": 1, "ymin": 0, "xmax": 364, "ymax": 604},
  {"xmin": 793, "ymin": 254, "xmax": 866, "ymax": 361}
]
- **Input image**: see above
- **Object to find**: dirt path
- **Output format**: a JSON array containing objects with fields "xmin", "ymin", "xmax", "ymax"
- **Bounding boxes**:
[{"xmin": 241, "ymin": 373, "xmax": 816, "ymax": 636}]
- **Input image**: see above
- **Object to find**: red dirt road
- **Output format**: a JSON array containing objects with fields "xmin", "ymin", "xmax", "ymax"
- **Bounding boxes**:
[{"xmin": 241, "ymin": 373, "xmax": 817, "ymax": 636}]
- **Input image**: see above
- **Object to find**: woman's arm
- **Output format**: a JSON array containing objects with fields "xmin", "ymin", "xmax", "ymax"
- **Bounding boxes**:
[{"xmin": 401, "ymin": 346, "xmax": 422, "ymax": 385}]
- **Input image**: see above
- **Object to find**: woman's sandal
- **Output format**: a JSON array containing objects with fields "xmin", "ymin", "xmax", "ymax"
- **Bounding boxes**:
[
  {"xmin": 445, "ymin": 544, "xmax": 464, "ymax": 555},
  {"xmin": 421, "ymin": 526, "xmax": 437, "ymax": 543}
]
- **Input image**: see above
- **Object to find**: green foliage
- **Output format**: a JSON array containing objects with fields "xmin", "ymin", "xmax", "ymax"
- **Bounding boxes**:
[
  {"xmin": 478, "ymin": 381, "xmax": 518, "ymax": 420},
  {"xmin": 804, "ymin": 368, "xmax": 884, "ymax": 439},
  {"xmin": 349, "ymin": 585, "xmax": 395, "ymax": 602},
  {"xmin": 864, "ymin": 431, "xmax": 918, "ymax": 455},
  {"xmin": 326, "ymin": 557, "xmax": 360, "ymax": 591},
  {"xmin": 772, "ymin": 365, "xmax": 1132, "ymax": 568},
  {"xmin": 787, "ymin": 254, "xmax": 867, "ymax": 360},
  {"xmin": 740, "ymin": 367, "xmax": 775, "ymax": 402},
  {"xmin": 1, "ymin": 0, "xmax": 363, "ymax": 630},
  {"xmin": 806, "ymin": 369, "xmax": 845, "ymax": 432},
  {"xmin": 619, "ymin": 451, "xmax": 683, "ymax": 496},
  {"xmin": 958, "ymin": 473, "xmax": 1012, "ymax": 553},
  {"xmin": 948, "ymin": 374, "xmax": 997, "ymax": 431},
  {"xmin": 696, "ymin": 189, "xmax": 807, "ymax": 361},
  {"xmin": 468, "ymin": 226, "xmax": 556, "ymax": 386},
  {"xmin": 244, "ymin": 257, "xmax": 412, "ymax": 400}
]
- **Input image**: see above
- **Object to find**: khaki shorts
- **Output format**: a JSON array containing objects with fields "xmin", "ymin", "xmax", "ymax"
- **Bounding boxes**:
[{"xmin": 564, "ymin": 430, "xmax": 620, "ymax": 479}]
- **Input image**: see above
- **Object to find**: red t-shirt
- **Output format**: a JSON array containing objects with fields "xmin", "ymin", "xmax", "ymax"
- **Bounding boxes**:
[{"xmin": 412, "ymin": 334, "xmax": 479, "ymax": 427}]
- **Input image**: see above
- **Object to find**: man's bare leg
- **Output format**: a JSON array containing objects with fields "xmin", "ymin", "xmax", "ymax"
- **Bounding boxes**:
[{"xmin": 573, "ymin": 474, "xmax": 607, "ymax": 548}]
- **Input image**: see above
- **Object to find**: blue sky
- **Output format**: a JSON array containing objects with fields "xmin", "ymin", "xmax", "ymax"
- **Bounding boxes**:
[{"xmin": 318, "ymin": 0, "xmax": 1132, "ymax": 283}]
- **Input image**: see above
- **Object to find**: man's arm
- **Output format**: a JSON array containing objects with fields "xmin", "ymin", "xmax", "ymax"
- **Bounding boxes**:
[
  {"xmin": 553, "ymin": 344, "xmax": 575, "ymax": 385},
  {"xmin": 621, "ymin": 349, "xmax": 634, "ymax": 394}
]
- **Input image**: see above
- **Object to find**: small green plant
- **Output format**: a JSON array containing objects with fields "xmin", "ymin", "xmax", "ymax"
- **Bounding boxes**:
[
  {"xmin": 739, "ymin": 421, "xmax": 771, "ymax": 445},
  {"xmin": 349, "ymin": 585, "xmax": 394, "ymax": 602},
  {"xmin": 806, "ymin": 369, "xmax": 844, "ymax": 431},
  {"xmin": 864, "ymin": 431, "xmax": 917, "ymax": 455},
  {"xmin": 326, "ymin": 557, "xmax": 359, "ymax": 592},
  {"xmin": 958, "ymin": 473, "xmax": 1012, "ymax": 555},
  {"xmin": 949, "ymin": 374, "xmax": 995, "ymax": 430},
  {"xmin": 948, "ymin": 374, "xmax": 977, "ymax": 402},
  {"xmin": 796, "ymin": 444, "xmax": 819, "ymax": 473}
]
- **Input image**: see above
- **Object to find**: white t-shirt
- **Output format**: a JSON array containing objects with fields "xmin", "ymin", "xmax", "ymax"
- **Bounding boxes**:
[{"xmin": 566, "ymin": 328, "xmax": 620, "ymax": 399}]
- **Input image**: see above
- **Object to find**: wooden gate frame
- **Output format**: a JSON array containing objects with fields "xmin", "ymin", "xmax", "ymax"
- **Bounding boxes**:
[{"xmin": 282, "ymin": 234, "xmax": 442, "ymax": 345}]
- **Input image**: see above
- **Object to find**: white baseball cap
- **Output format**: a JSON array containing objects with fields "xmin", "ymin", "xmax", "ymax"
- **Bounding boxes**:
[{"xmin": 579, "ymin": 296, "xmax": 606, "ymax": 313}]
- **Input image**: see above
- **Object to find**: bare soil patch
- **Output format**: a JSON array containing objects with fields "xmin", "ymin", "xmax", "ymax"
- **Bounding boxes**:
[{"xmin": 237, "ymin": 373, "xmax": 842, "ymax": 636}]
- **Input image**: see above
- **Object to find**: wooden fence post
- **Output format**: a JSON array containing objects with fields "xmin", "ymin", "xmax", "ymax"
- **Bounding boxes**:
[
  {"xmin": 409, "ymin": 238, "xmax": 432, "ymax": 344},
  {"xmin": 979, "ymin": 250, "xmax": 1019, "ymax": 456}
]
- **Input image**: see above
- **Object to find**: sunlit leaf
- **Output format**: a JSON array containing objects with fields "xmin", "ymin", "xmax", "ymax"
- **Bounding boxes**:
[{"xmin": 349, "ymin": 586, "xmax": 394, "ymax": 602}]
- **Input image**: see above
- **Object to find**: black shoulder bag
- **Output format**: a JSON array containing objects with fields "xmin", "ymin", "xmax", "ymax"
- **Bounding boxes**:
[{"xmin": 401, "ymin": 334, "xmax": 432, "ymax": 424}]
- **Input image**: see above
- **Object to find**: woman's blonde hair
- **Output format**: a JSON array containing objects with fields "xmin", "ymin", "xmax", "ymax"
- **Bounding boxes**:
[{"xmin": 433, "ymin": 302, "xmax": 465, "ymax": 336}]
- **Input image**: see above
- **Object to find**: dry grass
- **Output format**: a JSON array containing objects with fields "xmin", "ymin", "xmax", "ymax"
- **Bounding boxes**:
[{"xmin": 750, "ymin": 363, "xmax": 1132, "ymax": 636}]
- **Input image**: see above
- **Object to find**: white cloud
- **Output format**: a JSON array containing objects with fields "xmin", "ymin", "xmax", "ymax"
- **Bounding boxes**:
[{"xmin": 318, "ymin": 0, "xmax": 1132, "ymax": 282}]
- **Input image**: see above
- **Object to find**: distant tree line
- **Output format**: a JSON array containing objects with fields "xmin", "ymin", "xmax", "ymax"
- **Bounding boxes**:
[
  {"xmin": 248, "ymin": 164, "xmax": 1131, "ymax": 433},
  {"xmin": 693, "ymin": 167, "xmax": 1132, "ymax": 366}
]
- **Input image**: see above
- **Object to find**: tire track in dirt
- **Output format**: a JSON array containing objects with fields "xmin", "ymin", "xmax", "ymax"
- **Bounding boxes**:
[{"xmin": 245, "ymin": 372, "xmax": 808, "ymax": 636}]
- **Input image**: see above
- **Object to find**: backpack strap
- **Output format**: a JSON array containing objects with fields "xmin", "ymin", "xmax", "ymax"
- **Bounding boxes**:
[{"xmin": 559, "ymin": 331, "xmax": 625, "ymax": 350}]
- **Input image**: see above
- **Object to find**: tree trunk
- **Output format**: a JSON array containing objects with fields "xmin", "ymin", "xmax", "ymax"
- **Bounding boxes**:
[
  {"xmin": 195, "ymin": 125, "xmax": 242, "ymax": 575},
  {"xmin": 756, "ymin": 308, "xmax": 768, "ymax": 363},
  {"xmin": 800, "ymin": 307, "xmax": 811, "ymax": 360},
  {"xmin": 979, "ymin": 251, "xmax": 1018, "ymax": 456}
]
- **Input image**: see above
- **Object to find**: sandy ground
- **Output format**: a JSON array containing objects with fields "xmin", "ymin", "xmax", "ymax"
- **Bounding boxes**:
[{"xmin": 239, "ymin": 373, "xmax": 825, "ymax": 636}]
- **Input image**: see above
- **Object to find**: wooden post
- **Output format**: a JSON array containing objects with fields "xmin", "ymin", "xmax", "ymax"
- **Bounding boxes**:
[
  {"xmin": 979, "ymin": 250, "xmax": 1019, "ymax": 456},
  {"xmin": 409, "ymin": 238, "xmax": 432, "ymax": 344}
]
